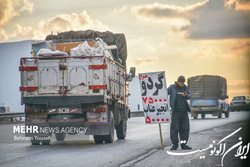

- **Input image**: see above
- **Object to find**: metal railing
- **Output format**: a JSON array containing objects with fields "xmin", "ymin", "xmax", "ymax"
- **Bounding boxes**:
[
  {"xmin": 0, "ymin": 112, "xmax": 25, "ymax": 122},
  {"xmin": 131, "ymin": 111, "xmax": 144, "ymax": 117},
  {"xmin": 0, "ymin": 111, "xmax": 143, "ymax": 123}
]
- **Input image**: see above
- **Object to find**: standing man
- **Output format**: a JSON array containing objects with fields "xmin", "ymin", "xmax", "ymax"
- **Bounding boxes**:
[{"xmin": 168, "ymin": 76, "xmax": 192, "ymax": 150}]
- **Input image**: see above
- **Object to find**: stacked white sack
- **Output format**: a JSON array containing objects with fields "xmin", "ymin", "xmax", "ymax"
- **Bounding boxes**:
[
  {"xmin": 70, "ymin": 41, "xmax": 113, "ymax": 59},
  {"xmin": 37, "ymin": 48, "xmax": 68, "ymax": 57}
]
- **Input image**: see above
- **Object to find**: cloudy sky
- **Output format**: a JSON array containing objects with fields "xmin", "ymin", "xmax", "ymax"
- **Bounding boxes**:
[{"xmin": 0, "ymin": 0, "xmax": 249, "ymax": 100}]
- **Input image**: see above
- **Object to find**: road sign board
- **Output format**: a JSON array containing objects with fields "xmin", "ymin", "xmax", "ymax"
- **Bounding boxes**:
[{"xmin": 139, "ymin": 71, "xmax": 171, "ymax": 124}]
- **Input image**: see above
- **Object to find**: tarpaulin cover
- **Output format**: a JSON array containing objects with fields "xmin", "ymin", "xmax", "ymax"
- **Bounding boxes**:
[
  {"xmin": 45, "ymin": 30, "xmax": 127, "ymax": 66},
  {"xmin": 188, "ymin": 75, "xmax": 228, "ymax": 99}
]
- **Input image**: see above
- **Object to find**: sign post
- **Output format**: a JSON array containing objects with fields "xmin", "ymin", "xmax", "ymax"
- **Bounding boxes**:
[
  {"xmin": 159, "ymin": 123, "xmax": 164, "ymax": 150},
  {"xmin": 138, "ymin": 71, "xmax": 171, "ymax": 150}
]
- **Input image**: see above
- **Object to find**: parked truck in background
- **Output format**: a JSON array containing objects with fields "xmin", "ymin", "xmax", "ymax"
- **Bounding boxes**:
[
  {"xmin": 188, "ymin": 75, "xmax": 229, "ymax": 119},
  {"xmin": 19, "ymin": 30, "xmax": 135, "ymax": 145}
]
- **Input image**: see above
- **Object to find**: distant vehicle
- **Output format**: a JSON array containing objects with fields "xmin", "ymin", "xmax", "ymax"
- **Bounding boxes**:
[
  {"xmin": 0, "ymin": 106, "xmax": 5, "ymax": 113},
  {"xmin": 188, "ymin": 75, "xmax": 229, "ymax": 119},
  {"xmin": 0, "ymin": 106, "xmax": 10, "ymax": 113},
  {"xmin": 230, "ymin": 96, "xmax": 250, "ymax": 111}
]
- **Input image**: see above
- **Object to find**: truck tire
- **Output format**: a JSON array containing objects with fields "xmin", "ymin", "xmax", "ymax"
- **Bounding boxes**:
[
  {"xmin": 193, "ymin": 116, "xmax": 198, "ymax": 119},
  {"xmin": 201, "ymin": 113, "xmax": 205, "ymax": 119},
  {"xmin": 116, "ymin": 120, "xmax": 127, "ymax": 139},
  {"xmin": 31, "ymin": 137, "xmax": 40, "ymax": 145},
  {"xmin": 94, "ymin": 135, "xmax": 104, "ymax": 144},
  {"xmin": 55, "ymin": 133, "xmax": 66, "ymax": 141},
  {"xmin": 104, "ymin": 112, "xmax": 114, "ymax": 143}
]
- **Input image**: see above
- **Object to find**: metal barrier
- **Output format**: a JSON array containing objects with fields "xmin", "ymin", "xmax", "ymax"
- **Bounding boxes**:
[
  {"xmin": 0, "ymin": 111, "xmax": 143, "ymax": 122},
  {"xmin": 131, "ymin": 111, "xmax": 144, "ymax": 117},
  {"xmin": 0, "ymin": 112, "xmax": 25, "ymax": 122}
]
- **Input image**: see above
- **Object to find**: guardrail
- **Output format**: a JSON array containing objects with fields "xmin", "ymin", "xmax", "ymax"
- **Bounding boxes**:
[
  {"xmin": 0, "ymin": 112, "xmax": 25, "ymax": 122},
  {"xmin": 0, "ymin": 111, "xmax": 144, "ymax": 122},
  {"xmin": 131, "ymin": 111, "xmax": 144, "ymax": 117}
]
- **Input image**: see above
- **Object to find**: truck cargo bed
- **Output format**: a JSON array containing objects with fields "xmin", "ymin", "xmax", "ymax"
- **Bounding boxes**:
[{"xmin": 20, "ymin": 55, "xmax": 126, "ymax": 106}]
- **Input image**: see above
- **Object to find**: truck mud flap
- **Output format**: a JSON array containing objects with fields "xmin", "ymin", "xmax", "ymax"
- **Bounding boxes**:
[{"xmin": 85, "ymin": 125, "xmax": 110, "ymax": 135}]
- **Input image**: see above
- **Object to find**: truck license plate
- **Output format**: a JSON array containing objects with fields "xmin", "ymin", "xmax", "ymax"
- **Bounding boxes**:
[{"xmin": 59, "ymin": 108, "xmax": 69, "ymax": 113}]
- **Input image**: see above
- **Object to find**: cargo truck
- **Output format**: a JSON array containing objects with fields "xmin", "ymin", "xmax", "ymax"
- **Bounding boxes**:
[
  {"xmin": 19, "ymin": 30, "xmax": 135, "ymax": 145},
  {"xmin": 188, "ymin": 75, "xmax": 229, "ymax": 119}
]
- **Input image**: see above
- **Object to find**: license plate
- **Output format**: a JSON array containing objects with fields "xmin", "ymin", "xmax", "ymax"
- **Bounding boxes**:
[
  {"xmin": 59, "ymin": 108, "xmax": 69, "ymax": 114},
  {"xmin": 201, "ymin": 107, "xmax": 209, "ymax": 110}
]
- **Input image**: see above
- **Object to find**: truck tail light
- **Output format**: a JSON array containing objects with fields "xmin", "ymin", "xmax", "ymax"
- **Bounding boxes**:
[
  {"xmin": 89, "ymin": 65, "xmax": 107, "ymax": 69},
  {"xmin": 89, "ymin": 85, "xmax": 107, "ymax": 90},
  {"xmin": 19, "ymin": 66, "xmax": 38, "ymax": 71},
  {"xmin": 20, "ymin": 87, "xmax": 38, "ymax": 91}
]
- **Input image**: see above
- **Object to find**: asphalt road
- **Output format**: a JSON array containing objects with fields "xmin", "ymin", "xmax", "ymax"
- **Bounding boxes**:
[
  {"xmin": 132, "ymin": 118, "xmax": 250, "ymax": 167},
  {"xmin": 0, "ymin": 111, "xmax": 249, "ymax": 167}
]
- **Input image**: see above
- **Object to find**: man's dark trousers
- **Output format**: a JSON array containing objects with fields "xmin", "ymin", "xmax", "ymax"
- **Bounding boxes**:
[{"xmin": 170, "ymin": 111, "xmax": 190, "ymax": 145}]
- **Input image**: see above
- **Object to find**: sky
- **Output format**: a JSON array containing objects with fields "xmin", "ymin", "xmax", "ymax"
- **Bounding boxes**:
[{"xmin": 0, "ymin": 0, "xmax": 249, "ymax": 101}]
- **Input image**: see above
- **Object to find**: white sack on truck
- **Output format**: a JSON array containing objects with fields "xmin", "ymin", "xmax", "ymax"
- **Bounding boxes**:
[
  {"xmin": 37, "ymin": 48, "xmax": 69, "ymax": 57},
  {"xmin": 70, "ymin": 41, "xmax": 94, "ymax": 56},
  {"xmin": 45, "ymin": 30, "xmax": 127, "ymax": 66},
  {"xmin": 70, "ymin": 40, "xmax": 113, "ymax": 59}
]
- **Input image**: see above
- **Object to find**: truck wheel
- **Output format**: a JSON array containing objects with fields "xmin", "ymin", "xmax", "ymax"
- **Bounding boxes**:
[
  {"xmin": 116, "ymin": 120, "xmax": 127, "ymax": 139},
  {"xmin": 201, "ymin": 113, "xmax": 205, "ymax": 119},
  {"xmin": 31, "ymin": 137, "xmax": 40, "ymax": 145},
  {"xmin": 94, "ymin": 135, "xmax": 104, "ymax": 144},
  {"xmin": 193, "ymin": 116, "xmax": 198, "ymax": 119},
  {"xmin": 104, "ymin": 112, "xmax": 114, "ymax": 143},
  {"xmin": 55, "ymin": 133, "xmax": 66, "ymax": 141}
]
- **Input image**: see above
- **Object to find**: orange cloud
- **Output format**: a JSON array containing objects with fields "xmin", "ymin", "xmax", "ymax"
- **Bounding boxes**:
[
  {"xmin": 0, "ymin": 11, "xmax": 110, "ymax": 42},
  {"xmin": 0, "ymin": 28, "xmax": 7, "ymax": 40},
  {"xmin": 228, "ymin": 88, "xmax": 250, "ymax": 94},
  {"xmin": 231, "ymin": 39, "xmax": 250, "ymax": 55},
  {"xmin": 132, "ymin": 1, "xmax": 206, "ymax": 19},
  {"xmin": 228, "ymin": 80, "xmax": 250, "ymax": 87},
  {"xmin": 226, "ymin": 0, "xmax": 250, "ymax": 10},
  {"xmin": 135, "ymin": 58, "xmax": 158, "ymax": 66},
  {"xmin": 132, "ymin": 0, "xmax": 250, "ymax": 39},
  {"xmin": 228, "ymin": 80, "xmax": 250, "ymax": 99},
  {"xmin": 0, "ymin": 0, "xmax": 33, "ymax": 26}
]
